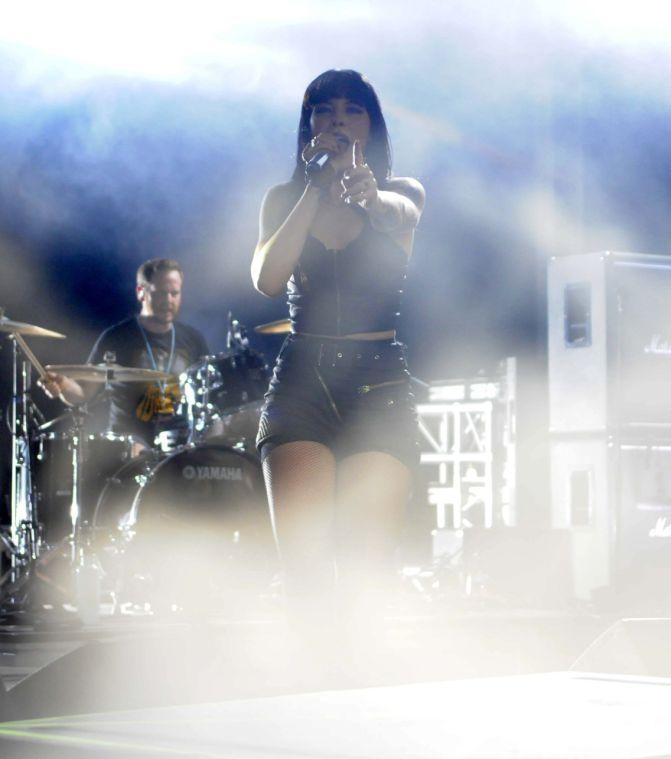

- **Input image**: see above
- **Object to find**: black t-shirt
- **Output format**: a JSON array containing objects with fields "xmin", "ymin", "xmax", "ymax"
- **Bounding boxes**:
[{"xmin": 87, "ymin": 317, "xmax": 209, "ymax": 444}]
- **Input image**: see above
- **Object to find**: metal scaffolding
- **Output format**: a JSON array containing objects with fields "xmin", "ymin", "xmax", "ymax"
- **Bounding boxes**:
[
  {"xmin": 416, "ymin": 359, "xmax": 517, "ymax": 558},
  {"xmin": 418, "ymin": 400, "xmax": 494, "ymax": 531}
]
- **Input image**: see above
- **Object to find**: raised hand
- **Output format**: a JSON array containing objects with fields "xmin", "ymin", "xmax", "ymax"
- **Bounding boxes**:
[
  {"xmin": 38, "ymin": 371, "xmax": 68, "ymax": 401},
  {"xmin": 340, "ymin": 140, "xmax": 378, "ymax": 208}
]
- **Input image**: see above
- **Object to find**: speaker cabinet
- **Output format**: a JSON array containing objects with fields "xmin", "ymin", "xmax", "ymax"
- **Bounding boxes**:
[
  {"xmin": 548, "ymin": 251, "xmax": 671, "ymax": 433},
  {"xmin": 549, "ymin": 252, "xmax": 671, "ymax": 601},
  {"xmin": 551, "ymin": 436, "xmax": 671, "ymax": 601}
]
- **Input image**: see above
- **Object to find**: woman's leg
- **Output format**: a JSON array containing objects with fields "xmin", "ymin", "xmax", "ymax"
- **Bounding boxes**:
[
  {"xmin": 334, "ymin": 451, "xmax": 411, "ymax": 629},
  {"xmin": 262, "ymin": 440, "xmax": 338, "ymax": 630}
]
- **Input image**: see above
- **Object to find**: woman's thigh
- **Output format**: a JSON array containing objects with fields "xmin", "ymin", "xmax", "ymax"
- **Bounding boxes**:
[
  {"xmin": 334, "ymin": 450, "xmax": 411, "ymax": 567},
  {"xmin": 262, "ymin": 440, "xmax": 337, "ymax": 556}
]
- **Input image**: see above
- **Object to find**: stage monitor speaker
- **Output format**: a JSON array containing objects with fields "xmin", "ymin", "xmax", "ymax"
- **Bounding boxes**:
[
  {"xmin": 548, "ymin": 251, "xmax": 671, "ymax": 434},
  {"xmin": 571, "ymin": 618, "xmax": 671, "ymax": 678},
  {"xmin": 551, "ymin": 436, "xmax": 671, "ymax": 601},
  {"xmin": 4, "ymin": 629, "xmax": 261, "ymax": 721},
  {"xmin": 462, "ymin": 527, "xmax": 571, "ymax": 606}
]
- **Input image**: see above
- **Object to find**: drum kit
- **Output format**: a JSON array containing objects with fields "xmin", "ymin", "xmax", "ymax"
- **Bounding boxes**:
[{"xmin": 0, "ymin": 310, "xmax": 289, "ymax": 623}]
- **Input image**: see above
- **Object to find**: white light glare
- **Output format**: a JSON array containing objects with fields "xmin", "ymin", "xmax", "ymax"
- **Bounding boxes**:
[
  {"xmin": 539, "ymin": 0, "xmax": 671, "ymax": 46},
  {"xmin": 470, "ymin": 382, "xmax": 498, "ymax": 400},
  {"xmin": 429, "ymin": 384, "xmax": 466, "ymax": 402},
  {"xmin": 0, "ymin": 0, "xmax": 372, "ymax": 82}
]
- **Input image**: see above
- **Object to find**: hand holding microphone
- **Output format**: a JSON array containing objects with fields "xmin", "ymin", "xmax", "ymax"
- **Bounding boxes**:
[{"xmin": 303, "ymin": 132, "xmax": 341, "ymax": 188}]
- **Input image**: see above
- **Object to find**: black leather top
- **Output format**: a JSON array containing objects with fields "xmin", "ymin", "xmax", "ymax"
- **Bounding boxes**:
[{"xmin": 287, "ymin": 217, "xmax": 407, "ymax": 336}]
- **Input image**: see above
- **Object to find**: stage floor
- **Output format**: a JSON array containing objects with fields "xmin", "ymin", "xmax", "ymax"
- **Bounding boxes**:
[
  {"xmin": 1, "ymin": 671, "xmax": 670, "ymax": 758},
  {"xmin": 2, "ymin": 608, "xmax": 668, "ymax": 757}
]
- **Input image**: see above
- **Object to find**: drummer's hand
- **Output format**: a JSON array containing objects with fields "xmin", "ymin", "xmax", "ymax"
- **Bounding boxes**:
[
  {"xmin": 38, "ymin": 371, "xmax": 67, "ymax": 400},
  {"xmin": 131, "ymin": 440, "xmax": 151, "ymax": 459},
  {"xmin": 341, "ymin": 140, "xmax": 378, "ymax": 208}
]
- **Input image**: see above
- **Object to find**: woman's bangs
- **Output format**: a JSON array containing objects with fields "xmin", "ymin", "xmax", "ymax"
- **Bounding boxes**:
[{"xmin": 305, "ymin": 72, "xmax": 374, "ymax": 111}]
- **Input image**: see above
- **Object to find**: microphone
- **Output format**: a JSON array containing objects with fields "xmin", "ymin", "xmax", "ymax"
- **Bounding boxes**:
[{"xmin": 305, "ymin": 150, "xmax": 332, "ymax": 182}]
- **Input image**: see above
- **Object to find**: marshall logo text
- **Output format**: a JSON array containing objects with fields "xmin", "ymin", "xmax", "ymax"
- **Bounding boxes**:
[
  {"xmin": 644, "ymin": 335, "xmax": 671, "ymax": 356},
  {"xmin": 649, "ymin": 517, "xmax": 671, "ymax": 539}
]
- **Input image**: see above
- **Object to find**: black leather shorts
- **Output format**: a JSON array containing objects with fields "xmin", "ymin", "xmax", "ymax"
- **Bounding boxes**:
[{"xmin": 256, "ymin": 334, "xmax": 420, "ymax": 469}]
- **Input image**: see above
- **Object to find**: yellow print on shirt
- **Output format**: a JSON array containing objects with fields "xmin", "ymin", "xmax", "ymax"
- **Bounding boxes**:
[{"xmin": 135, "ymin": 381, "xmax": 181, "ymax": 422}]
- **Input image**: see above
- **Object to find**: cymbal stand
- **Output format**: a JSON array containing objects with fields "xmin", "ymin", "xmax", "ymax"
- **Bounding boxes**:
[
  {"xmin": 8, "ymin": 335, "xmax": 39, "ymax": 563},
  {"xmin": 0, "ymin": 325, "xmax": 95, "ymax": 619},
  {"xmin": 71, "ymin": 352, "xmax": 123, "ymax": 537},
  {"xmin": 67, "ymin": 406, "xmax": 87, "ymax": 562},
  {"xmin": 67, "ymin": 353, "xmax": 118, "ymax": 565},
  {"xmin": 0, "ymin": 334, "xmax": 41, "ymax": 610},
  {"xmin": 36, "ymin": 351, "xmax": 118, "ymax": 561},
  {"xmin": 226, "ymin": 310, "xmax": 249, "ymax": 351}
]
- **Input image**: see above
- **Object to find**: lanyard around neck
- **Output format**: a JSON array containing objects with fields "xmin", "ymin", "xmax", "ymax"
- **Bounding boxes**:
[{"xmin": 136, "ymin": 317, "xmax": 176, "ymax": 391}]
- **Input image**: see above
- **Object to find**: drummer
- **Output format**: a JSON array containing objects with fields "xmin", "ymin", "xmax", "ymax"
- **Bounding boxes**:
[{"xmin": 41, "ymin": 258, "xmax": 209, "ymax": 455}]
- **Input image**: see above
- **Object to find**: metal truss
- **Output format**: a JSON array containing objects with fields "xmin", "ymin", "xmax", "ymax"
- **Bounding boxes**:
[{"xmin": 417, "ymin": 400, "xmax": 494, "ymax": 531}]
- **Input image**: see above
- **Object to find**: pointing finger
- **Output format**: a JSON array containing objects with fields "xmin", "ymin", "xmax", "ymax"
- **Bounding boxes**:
[{"xmin": 353, "ymin": 139, "xmax": 365, "ymax": 167}]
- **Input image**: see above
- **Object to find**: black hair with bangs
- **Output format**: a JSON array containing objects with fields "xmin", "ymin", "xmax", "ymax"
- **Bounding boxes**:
[{"xmin": 292, "ymin": 69, "xmax": 392, "ymax": 186}]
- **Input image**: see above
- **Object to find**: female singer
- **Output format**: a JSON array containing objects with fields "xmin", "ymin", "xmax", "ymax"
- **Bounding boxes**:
[{"xmin": 252, "ymin": 69, "xmax": 425, "ymax": 639}]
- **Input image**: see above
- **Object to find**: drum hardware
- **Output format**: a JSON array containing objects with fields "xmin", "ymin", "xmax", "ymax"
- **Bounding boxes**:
[
  {"xmin": 226, "ymin": 310, "xmax": 248, "ymax": 350},
  {"xmin": 26, "ymin": 404, "xmax": 100, "ymax": 622},
  {"xmin": 253, "ymin": 318, "xmax": 291, "ymax": 335},
  {"xmin": 0, "ymin": 311, "xmax": 65, "ymax": 615},
  {"xmin": 178, "ymin": 314, "xmax": 268, "ymax": 446},
  {"xmin": 0, "ymin": 332, "xmax": 144, "ymax": 622},
  {"xmin": 1, "ymin": 311, "xmax": 273, "ymax": 619},
  {"xmin": 154, "ymin": 427, "xmax": 191, "ymax": 453},
  {"xmin": 36, "ymin": 409, "xmax": 74, "ymax": 434},
  {"xmin": 92, "ymin": 442, "xmax": 276, "ymax": 615},
  {"xmin": 179, "ymin": 350, "xmax": 268, "ymax": 446},
  {"xmin": 42, "ymin": 352, "xmax": 152, "ymax": 565},
  {"xmin": 31, "ymin": 428, "xmax": 137, "ymax": 545}
]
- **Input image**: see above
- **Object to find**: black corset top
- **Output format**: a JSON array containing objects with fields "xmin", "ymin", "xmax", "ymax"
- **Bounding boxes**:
[{"xmin": 287, "ymin": 217, "xmax": 407, "ymax": 336}]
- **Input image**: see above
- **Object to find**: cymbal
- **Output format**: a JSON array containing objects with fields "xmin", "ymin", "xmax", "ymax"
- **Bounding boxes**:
[
  {"xmin": 0, "ymin": 317, "xmax": 65, "ymax": 339},
  {"xmin": 254, "ymin": 318, "xmax": 291, "ymax": 335},
  {"xmin": 46, "ymin": 364, "xmax": 173, "ymax": 383}
]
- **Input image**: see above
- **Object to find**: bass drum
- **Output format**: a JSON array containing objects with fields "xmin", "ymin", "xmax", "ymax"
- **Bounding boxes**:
[{"xmin": 95, "ymin": 444, "xmax": 277, "ymax": 614}]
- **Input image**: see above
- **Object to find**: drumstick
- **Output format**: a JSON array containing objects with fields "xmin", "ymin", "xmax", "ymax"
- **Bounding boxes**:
[{"xmin": 13, "ymin": 332, "xmax": 48, "ymax": 381}]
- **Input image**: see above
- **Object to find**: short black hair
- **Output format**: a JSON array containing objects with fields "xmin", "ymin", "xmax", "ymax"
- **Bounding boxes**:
[{"xmin": 292, "ymin": 69, "xmax": 392, "ymax": 186}]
